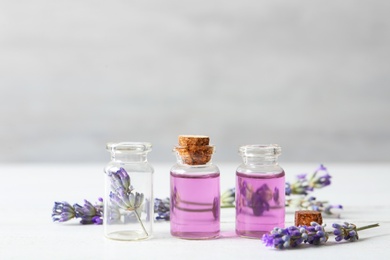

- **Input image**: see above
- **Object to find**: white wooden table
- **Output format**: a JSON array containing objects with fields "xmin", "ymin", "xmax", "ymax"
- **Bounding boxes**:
[{"xmin": 1, "ymin": 163, "xmax": 389, "ymax": 259}]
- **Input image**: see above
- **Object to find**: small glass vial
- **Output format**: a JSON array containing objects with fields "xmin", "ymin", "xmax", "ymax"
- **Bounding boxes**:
[
  {"xmin": 170, "ymin": 135, "xmax": 220, "ymax": 239},
  {"xmin": 104, "ymin": 142, "xmax": 154, "ymax": 241},
  {"xmin": 235, "ymin": 144, "xmax": 285, "ymax": 238}
]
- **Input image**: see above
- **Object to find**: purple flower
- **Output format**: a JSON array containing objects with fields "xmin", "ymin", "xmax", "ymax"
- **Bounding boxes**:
[
  {"xmin": 286, "ymin": 165, "xmax": 331, "ymax": 196},
  {"xmin": 109, "ymin": 168, "xmax": 132, "ymax": 193},
  {"xmin": 52, "ymin": 199, "xmax": 103, "ymax": 225},
  {"xmin": 262, "ymin": 226, "xmax": 306, "ymax": 249},
  {"xmin": 52, "ymin": 201, "xmax": 76, "ymax": 222},
  {"xmin": 251, "ymin": 184, "xmax": 271, "ymax": 216},
  {"xmin": 154, "ymin": 198, "xmax": 170, "ymax": 221},
  {"xmin": 262, "ymin": 222, "xmax": 328, "ymax": 249},
  {"xmin": 108, "ymin": 168, "xmax": 145, "ymax": 215},
  {"xmin": 286, "ymin": 173, "xmax": 312, "ymax": 195},
  {"xmin": 332, "ymin": 222, "xmax": 359, "ymax": 242},
  {"xmin": 309, "ymin": 164, "xmax": 331, "ymax": 188},
  {"xmin": 74, "ymin": 199, "xmax": 103, "ymax": 225},
  {"xmin": 110, "ymin": 190, "xmax": 144, "ymax": 212},
  {"xmin": 303, "ymin": 222, "xmax": 329, "ymax": 245}
]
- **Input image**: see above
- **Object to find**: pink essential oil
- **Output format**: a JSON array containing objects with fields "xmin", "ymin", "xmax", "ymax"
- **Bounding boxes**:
[
  {"xmin": 236, "ymin": 171, "xmax": 285, "ymax": 238},
  {"xmin": 170, "ymin": 172, "xmax": 220, "ymax": 239},
  {"xmin": 170, "ymin": 135, "xmax": 220, "ymax": 239},
  {"xmin": 236, "ymin": 144, "xmax": 285, "ymax": 239}
]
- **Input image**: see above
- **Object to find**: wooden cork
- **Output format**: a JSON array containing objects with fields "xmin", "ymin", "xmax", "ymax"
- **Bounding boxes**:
[
  {"xmin": 175, "ymin": 135, "xmax": 213, "ymax": 165},
  {"xmin": 295, "ymin": 210, "xmax": 323, "ymax": 226},
  {"xmin": 178, "ymin": 135, "xmax": 210, "ymax": 147}
]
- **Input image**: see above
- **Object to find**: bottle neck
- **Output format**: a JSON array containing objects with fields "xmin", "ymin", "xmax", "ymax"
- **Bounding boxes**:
[
  {"xmin": 242, "ymin": 156, "xmax": 278, "ymax": 166},
  {"xmin": 111, "ymin": 152, "xmax": 148, "ymax": 163},
  {"xmin": 176, "ymin": 160, "xmax": 213, "ymax": 167}
]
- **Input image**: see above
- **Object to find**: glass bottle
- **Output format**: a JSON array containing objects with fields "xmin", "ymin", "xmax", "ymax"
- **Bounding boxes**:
[
  {"xmin": 170, "ymin": 135, "xmax": 220, "ymax": 239},
  {"xmin": 235, "ymin": 144, "xmax": 285, "ymax": 238},
  {"xmin": 104, "ymin": 142, "xmax": 154, "ymax": 241}
]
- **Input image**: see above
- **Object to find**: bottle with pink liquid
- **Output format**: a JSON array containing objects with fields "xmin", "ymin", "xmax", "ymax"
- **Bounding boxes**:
[
  {"xmin": 236, "ymin": 144, "xmax": 285, "ymax": 239},
  {"xmin": 170, "ymin": 135, "xmax": 220, "ymax": 239}
]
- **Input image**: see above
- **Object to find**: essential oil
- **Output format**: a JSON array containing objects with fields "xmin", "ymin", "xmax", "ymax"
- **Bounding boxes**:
[
  {"xmin": 236, "ymin": 171, "xmax": 285, "ymax": 238},
  {"xmin": 170, "ymin": 172, "xmax": 220, "ymax": 239}
]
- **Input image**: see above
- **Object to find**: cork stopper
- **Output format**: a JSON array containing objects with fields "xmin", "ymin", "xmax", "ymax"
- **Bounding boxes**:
[
  {"xmin": 178, "ymin": 135, "xmax": 210, "ymax": 147},
  {"xmin": 175, "ymin": 135, "xmax": 214, "ymax": 165},
  {"xmin": 295, "ymin": 210, "xmax": 323, "ymax": 226}
]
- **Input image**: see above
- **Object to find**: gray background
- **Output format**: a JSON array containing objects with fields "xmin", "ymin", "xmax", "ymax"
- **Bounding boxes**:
[{"xmin": 1, "ymin": 0, "xmax": 389, "ymax": 163}]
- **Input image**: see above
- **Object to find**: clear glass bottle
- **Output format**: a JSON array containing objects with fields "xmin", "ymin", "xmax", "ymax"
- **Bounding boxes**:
[
  {"xmin": 170, "ymin": 135, "xmax": 220, "ymax": 239},
  {"xmin": 235, "ymin": 144, "xmax": 285, "ymax": 238},
  {"xmin": 104, "ymin": 142, "xmax": 154, "ymax": 241}
]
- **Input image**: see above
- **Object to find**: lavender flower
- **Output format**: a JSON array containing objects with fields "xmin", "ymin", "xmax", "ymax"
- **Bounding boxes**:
[
  {"xmin": 74, "ymin": 199, "xmax": 103, "ymax": 224},
  {"xmin": 108, "ymin": 168, "xmax": 145, "ymax": 214},
  {"xmin": 284, "ymin": 165, "xmax": 341, "ymax": 216},
  {"xmin": 109, "ymin": 167, "xmax": 131, "ymax": 193},
  {"xmin": 309, "ymin": 164, "xmax": 331, "ymax": 189},
  {"xmin": 333, "ymin": 222, "xmax": 359, "ymax": 242},
  {"xmin": 110, "ymin": 190, "xmax": 144, "ymax": 212},
  {"xmin": 52, "ymin": 201, "xmax": 76, "ymax": 222},
  {"xmin": 154, "ymin": 198, "xmax": 170, "ymax": 221},
  {"xmin": 251, "ymin": 184, "xmax": 272, "ymax": 216},
  {"xmin": 262, "ymin": 222, "xmax": 328, "ymax": 249},
  {"xmin": 52, "ymin": 199, "xmax": 103, "ymax": 225},
  {"xmin": 303, "ymin": 222, "xmax": 329, "ymax": 245},
  {"xmin": 285, "ymin": 174, "xmax": 312, "ymax": 196},
  {"xmin": 285, "ymin": 164, "xmax": 331, "ymax": 196},
  {"xmin": 262, "ymin": 226, "xmax": 306, "ymax": 249}
]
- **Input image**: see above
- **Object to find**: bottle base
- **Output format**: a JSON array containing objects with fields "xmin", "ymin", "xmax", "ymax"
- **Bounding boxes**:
[
  {"xmin": 105, "ymin": 230, "xmax": 151, "ymax": 241},
  {"xmin": 236, "ymin": 230, "xmax": 268, "ymax": 239},
  {"xmin": 171, "ymin": 231, "xmax": 220, "ymax": 240}
]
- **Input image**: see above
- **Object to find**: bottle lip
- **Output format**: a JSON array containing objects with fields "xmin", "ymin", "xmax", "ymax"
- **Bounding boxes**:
[
  {"xmin": 239, "ymin": 144, "xmax": 281, "ymax": 157},
  {"xmin": 106, "ymin": 142, "xmax": 152, "ymax": 153}
]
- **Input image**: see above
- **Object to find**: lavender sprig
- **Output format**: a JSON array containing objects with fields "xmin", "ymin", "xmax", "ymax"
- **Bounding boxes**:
[
  {"xmin": 52, "ymin": 198, "xmax": 103, "ymax": 225},
  {"xmin": 285, "ymin": 164, "xmax": 331, "ymax": 196},
  {"xmin": 107, "ymin": 167, "xmax": 148, "ymax": 235},
  {"xmin": 262, "ymin": 221, "xmax": 379, "ymax": 249},
  {"xmin": 284, "ymin": 164, "xmax": 341, "ymax": 217},
  {"xmin": 262, "ymin": 222, "xmax": 328, "ymax": 249}
]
